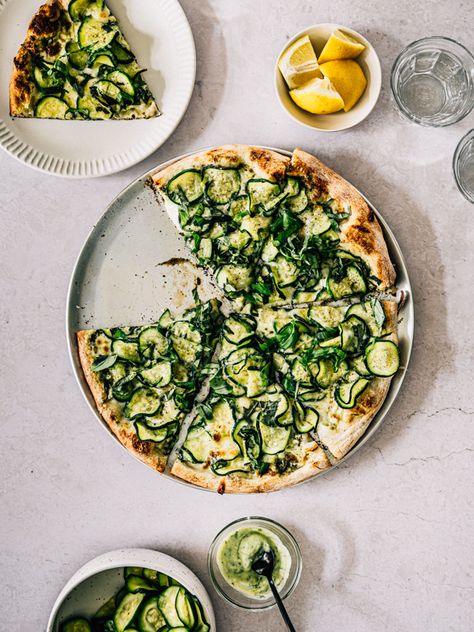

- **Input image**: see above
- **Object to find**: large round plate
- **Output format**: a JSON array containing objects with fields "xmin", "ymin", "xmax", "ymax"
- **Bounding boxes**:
[
  {"xmin": 67, "ymin": 147, "xmax": 414, "ymax": 489},
  {"xmin": 0, "ymin": 0, "xmax": 195, "ymax": 177}
]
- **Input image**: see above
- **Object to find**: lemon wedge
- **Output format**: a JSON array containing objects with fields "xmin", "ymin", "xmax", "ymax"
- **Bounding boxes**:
[
  {"xmin": 279, "ymin": 35, "xmax": 322, "ymax": 89},
  {"xmin": 289, "ymin": 76, "xmax": 344, "ymax": 114},
  {"xmin": 319, "ymin": 60, "xmax": 367, "ymax": 111},
  {"xmin": 318, "ymin": 29, "xmax": 366, "ymax": 64}
]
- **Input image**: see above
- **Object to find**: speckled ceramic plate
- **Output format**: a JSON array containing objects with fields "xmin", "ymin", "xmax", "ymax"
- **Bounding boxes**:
[
  {"xmin": 0, "ymin": 0, "xmax": 195, "ymax": 177},
  {"xmin": 66, "ymin": 147, "xmax": 414, "ymax": 488},
  {"xmin": 46, "ymin": 548, "xmax": 216, "ymax": 631}
]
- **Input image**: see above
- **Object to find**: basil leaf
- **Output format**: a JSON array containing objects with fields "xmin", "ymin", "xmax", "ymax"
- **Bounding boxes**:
[
  {"xmin": 251, "ymin": 281, "xmax": 272, "ymax": 296},
  {"xmin": 372, "ymin": 299, "xmax": 386, "ymax": 329},
  {"xmin": 110, "ymin": 327, "xmax": 129, "ymax": 340},
  {"xmin": 259, "ymin": 400, "xmax": 279, "ymax": 427},
  {"xmin": 271, "ymin": 208, "xmax": 302, "ymax": 243},
  {"xmin": 92, "ymin": 354, "xmax": 117, "ymax": 372},
  {"xmin": 275, "ymin": 322, "xmax": 299, "ymax": 350}
]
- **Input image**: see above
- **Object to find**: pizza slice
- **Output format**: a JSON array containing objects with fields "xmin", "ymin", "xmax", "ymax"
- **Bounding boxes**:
[
  {"xmin": 77, "ymin": 298, "xmax": 221, "ymax": 472},
  {"xmin": 171, "ymin": 297, "xmax": 399, "ymax": 491},
  {"xmin": 153, "ymin": 145, "xmax": 293, "ymax": 303},
  {"xmin": 10, "ymin": 0, "xmax": 159, "ymax": 119},
  {"xmin": 153, "ymin": 146, "xmax": 396, "ymax": 309},
  {"xmin": 170, "ymin": 311, "xmax": 332, "ymax": 492},
  {"xmin": 255, "ymin": 298, "xmax": 400, "ymax": 460}
]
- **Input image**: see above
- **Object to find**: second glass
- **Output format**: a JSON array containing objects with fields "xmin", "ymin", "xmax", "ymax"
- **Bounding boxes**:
[{"xmin": 391, "ymin": 36, "xmax": 474, "ymax": 127}]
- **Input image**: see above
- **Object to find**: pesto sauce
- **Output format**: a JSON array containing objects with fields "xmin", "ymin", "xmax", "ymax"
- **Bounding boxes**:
[{"xmin": 217, "ymin": 527, "xmax": 291, "ymax": 599}]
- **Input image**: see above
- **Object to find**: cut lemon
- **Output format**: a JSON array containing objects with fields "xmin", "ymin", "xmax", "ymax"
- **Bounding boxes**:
[
  {"xmin": 319, "ymin": 60, "xmax": 367, "ymax": 111},
  {"xmin": 289, "ymin": 77, "xmax": 344, "ymax": 114},
  {"xmin": 318, "ymin": 29, "xmax": 366, "ymax": 64},
  {"xmin": 279, "ymin": 35, "xmax": 322, "ymax": 89}
]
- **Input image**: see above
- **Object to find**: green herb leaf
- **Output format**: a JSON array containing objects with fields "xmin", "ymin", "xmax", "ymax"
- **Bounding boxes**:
[
  {"xmin": 92, "ymin": 354, "xmax": 117, "ymax": 372},
  {"xmin": 372, "ymin": 299, "xmax": 386, "ymax": 329},
  {"xmin": 275, "ymin": 322, "xmax": 299, "ymax": 350}
]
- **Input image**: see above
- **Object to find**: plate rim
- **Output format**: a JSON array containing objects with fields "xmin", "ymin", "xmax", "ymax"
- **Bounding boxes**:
[
  {"xmin": 0, "ymin": 0, "xmax": 196, "ymax": 178},
  {"xmin": 66, "ymin": 146, "xmax": 414, "ymax": 491}
]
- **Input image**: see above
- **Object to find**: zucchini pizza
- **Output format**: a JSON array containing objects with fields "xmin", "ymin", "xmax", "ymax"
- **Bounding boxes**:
[
  {"xmin": 77, "ymin": 145, "xmax": 402, "ymax": 492},
  {"xmin": 10, "ymin": 0, "xmax": 158, "ymax": 119}
]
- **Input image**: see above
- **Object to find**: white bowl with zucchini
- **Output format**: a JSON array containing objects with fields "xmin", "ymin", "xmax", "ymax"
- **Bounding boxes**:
[{"xmin": 47, "ymin": 548, "xmax": 215, "ymax": 632}]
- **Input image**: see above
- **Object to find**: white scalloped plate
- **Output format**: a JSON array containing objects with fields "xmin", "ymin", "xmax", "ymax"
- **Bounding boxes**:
[{"xmin": 0, "ymin": 0, "xmax": 195, "ymax": 177}]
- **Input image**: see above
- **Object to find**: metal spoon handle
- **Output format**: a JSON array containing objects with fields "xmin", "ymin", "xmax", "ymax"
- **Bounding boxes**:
[{"xmin": 268, "ymin": 577, "xmax": 297, "ymax": 632}]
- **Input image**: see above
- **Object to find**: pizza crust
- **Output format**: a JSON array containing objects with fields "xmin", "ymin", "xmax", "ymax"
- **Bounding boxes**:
[
  {"xmin": 316, "ymin": 301, "xmax": 399, "ymax": 460},
  {"xmin": 170, "ymin": 444, "xmax": 331, "ymax": 494},
  {"xmin": 76, "ymin": 330, "xmax": 168, "ymax": 473},
  {"xmin": 152, "ymin": 145, "xmax": 290, "ymax": 191},
  {"xmin": 289, "ymin": 148, "xmax": 396, "ymax": 290},
  {"xmin": 10, "ymin": 0, "xmax": 159, "ymax": 119},
  {"xmin": 10, "ymin": 0, "xmax": 71, "ymax": 117}
]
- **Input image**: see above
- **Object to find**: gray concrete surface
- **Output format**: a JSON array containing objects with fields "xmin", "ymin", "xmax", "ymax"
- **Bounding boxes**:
[{"xmin": 1, "ymin": 1, "xmax": 473, "ymax": 630}]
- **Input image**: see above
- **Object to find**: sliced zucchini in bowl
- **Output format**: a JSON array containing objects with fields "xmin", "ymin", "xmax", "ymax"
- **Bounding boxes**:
[
  {"xmin": 137, "ymin": 596, "xmax": 166, "ymax": 632},
  {"xmin": 114, "ymin": 592, "xmax": 145, "ymax": 632}
]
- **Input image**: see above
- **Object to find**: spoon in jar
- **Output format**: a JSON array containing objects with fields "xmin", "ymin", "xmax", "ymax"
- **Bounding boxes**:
[{"xmin": 252, "ymin": 549, "xmax": 297, "ymax": 632}]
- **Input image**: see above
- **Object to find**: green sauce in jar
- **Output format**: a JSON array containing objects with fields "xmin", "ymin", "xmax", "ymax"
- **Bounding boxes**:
[{"xmin": 216, "ymin": 526, "xmax": 291, "ymax": 599}]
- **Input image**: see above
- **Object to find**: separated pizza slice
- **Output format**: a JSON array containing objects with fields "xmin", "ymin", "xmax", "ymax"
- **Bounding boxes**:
[
  {"xmin": 153, "ymin": 146, "xmax": 396, "ymax": 309},
  {"xmin": 77, "ymin": 298, "xmax": 221, "ymax": 472},
  {"xmin": 152, "ymin": 145, "xmax": 293, "ymax": 303},
  {"xmin": 10, "ymin": 0, "xmax": 159, "ymax": 119}
]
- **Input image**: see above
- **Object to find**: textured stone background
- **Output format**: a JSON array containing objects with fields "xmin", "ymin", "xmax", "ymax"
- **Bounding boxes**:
[{"xmin": 1, "ymin": 1, "xmax": 473, "ymax": 630}]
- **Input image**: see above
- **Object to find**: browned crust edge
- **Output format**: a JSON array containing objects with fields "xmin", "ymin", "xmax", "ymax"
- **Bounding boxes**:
[
  {"xmin": 316, "ymin": 300, "xmax": 399, "ymax": 460},
  {"xmin": 76, "ymin": 330, "xmax": 167, "ymax": 473},
  {"xmin": 170, "ymin": 444, "xmax": 331, "ymax": 494},
  {"xmin": 152, "ymin": 145, "xmax": 290, "ymax": 191},
  {"xmin": 10, "ymin": 0, "xmax": 71, "ymax": 117},
  {"xmin": 290, "ymin": 148, "xmax": 396, "ymax": 290}
]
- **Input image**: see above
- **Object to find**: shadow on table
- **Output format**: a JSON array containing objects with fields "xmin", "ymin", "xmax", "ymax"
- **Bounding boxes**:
[
  {"xmin": 133, "ymin": 0, "xmax": 228, "ymax": 176},
  {"xmin": 311, "ymin": 152, "xmax": 450, "ymax": 475}
]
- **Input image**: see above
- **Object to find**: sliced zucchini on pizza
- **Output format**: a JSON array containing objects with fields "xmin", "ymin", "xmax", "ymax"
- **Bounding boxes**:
[
  {"xmin": 171, "ymin": 309, "xmax": 331, "ymax": 492},
  {"xmin": 10, "ymin": 0, "xmax": 159, "ymax": 119},
  {"xmin": 172, "ymin": 391, "xmax": 330, "ymax": 493},
  {"xmin": 76, "ymin": 298, "xmax": 221, "ymax": 472},
  {"xmin": 153, "ymin": 146, "xmax": 395, "ymax": 307}
]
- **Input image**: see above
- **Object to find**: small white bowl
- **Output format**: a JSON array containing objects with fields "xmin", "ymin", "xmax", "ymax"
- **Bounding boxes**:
[
  {"xmin": 46, "ymin": 548, "xmax": 216, "ymax": 631},
  {"xmin": 275, "ymin": 23, "xmax": 382, "ymax": 132}
]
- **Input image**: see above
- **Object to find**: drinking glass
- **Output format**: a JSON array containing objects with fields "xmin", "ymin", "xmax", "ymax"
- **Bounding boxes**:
[
  {"xmin": 453, "ymin": 130, "xmax": 474, "ymax": 203},
  {"xmin": 391, "ymin": 37, "xmax": 474, "ymax": 126}
]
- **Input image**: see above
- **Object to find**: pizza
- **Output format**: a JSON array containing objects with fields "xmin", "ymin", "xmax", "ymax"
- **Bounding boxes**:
[
  {"xmin": 10, "ymin": 0, "xmax": 158, "ymax": 120},
  {"xmin": 77, "ymin": 298, "xmax": 221, "ymax": 472},
  {"xmin": 77, "ymin": 145, "xmax": 402, "ymax": 492},
  {"xmin": 153, "ymin": 146, "xmax": 395, "ymax": 308}
]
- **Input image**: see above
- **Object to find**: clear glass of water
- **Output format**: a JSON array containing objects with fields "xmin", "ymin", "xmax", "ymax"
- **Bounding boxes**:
[
  {"xmin": 453, "ymin": 130, "xmax": 474, "ymax": 203},
  {"xmin": 391, "ymin": 37, "xmax": 474, "ymax": 126}
]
